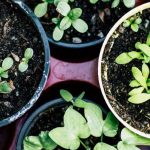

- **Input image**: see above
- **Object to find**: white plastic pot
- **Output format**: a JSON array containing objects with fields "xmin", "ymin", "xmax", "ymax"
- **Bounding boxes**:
[{"xmin": 98, "ymin": 2, "xmax": 150, "ymax": 139}]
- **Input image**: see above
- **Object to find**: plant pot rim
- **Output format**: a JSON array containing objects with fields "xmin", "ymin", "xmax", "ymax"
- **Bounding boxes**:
[
  {"xmin": 16, "ymin": 98, "xmax": 108, "ymax": 150},
  {"xmin": 48, "ymin": 36, "xmax": 105, "ymax": 49},
  {"xmin": 0, "ymin": 0, "xmax": 50, "ymax": 127},
  {"xmin": 98, "ymin": 2, "xmax": 150, "ymax": 139},
  {"xmin": 16, "ymin": 99, "xmax": 65, "ymax": 150}
]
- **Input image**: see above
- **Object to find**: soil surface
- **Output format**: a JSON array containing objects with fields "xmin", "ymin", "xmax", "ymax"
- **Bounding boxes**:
[
  {"xmin": 28, "ymin": 102, "xmax": 120, "ymax": 149},
  {"xmin": 25, "ymin": 0, "xmax": 129, "ymax": 43},
  {"xmin": 102, "ymin": 9, "xmax": 150, "ymax": 134},
  {"xmin": 0, "ymin": 0, "xmax": 44, "ymax": 120}
]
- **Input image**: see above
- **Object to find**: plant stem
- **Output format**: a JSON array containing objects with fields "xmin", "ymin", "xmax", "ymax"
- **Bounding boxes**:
[
  {"xmin": 80, "ymin": 140, "xmax": 87, "ymax": 150},
  {"xmin": 101, "ymin": 134, "xmax": 103, "ymax": 142}
]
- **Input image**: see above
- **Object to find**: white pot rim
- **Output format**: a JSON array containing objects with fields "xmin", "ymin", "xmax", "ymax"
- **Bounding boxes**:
[{"xmin": 98, "ymin": 2, "xmax": 150, "ymax": 139}]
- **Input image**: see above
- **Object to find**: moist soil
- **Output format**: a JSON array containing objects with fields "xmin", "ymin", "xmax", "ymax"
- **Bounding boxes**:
[
  {"xmin": 0, "ymin": 0, "xmax": 44, "ymax": 120},
  {"xmin": 28, "ymin": 102, "xmax": 120, "ymax": 150},
  {"xmin": 25, "ymin": 0, "xmax": 129, "ymax": 43},
  {"xmin": 102, "ymin": 9, "xmax": 150, "ymax": 134}
]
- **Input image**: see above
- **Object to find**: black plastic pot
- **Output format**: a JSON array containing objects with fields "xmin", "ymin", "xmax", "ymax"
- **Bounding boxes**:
[
  {"xmin": 16, "ymin": 98, "xmax": 107, "ymax": 150},
  {"xmin": 50, "ymin": 37, "xmax": 105, "ymax": 62},
  {"xmin": 0, "ymin": 0, "xmax": 50, "ymax": 127},
  {"xmin": 21, "ymin": 0, "xmax": 105, "ymax": 62}
]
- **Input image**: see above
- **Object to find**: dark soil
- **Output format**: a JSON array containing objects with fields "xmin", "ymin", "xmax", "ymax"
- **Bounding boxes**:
[
  {"xmin": 0, "ymin": 0, "xmax": 44, "ymax": 120},
  {"xmin": 28, "ymin": 102, "xmax": 120, "ymax": 150},
  {"xmin": 25, "ymin": 0, "xmax": 129, "ymax": 43},
  {"xmin": 102, "ymin": 9, "xmax": 150, "ymax": 134}
]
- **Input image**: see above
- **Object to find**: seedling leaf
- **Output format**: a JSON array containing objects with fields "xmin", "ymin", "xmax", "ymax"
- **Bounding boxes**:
[
  {"xmin": 128, "ymin": 93, "xmax": 150, "ymax": 104},
  {"xmin": 19, "ymin": 62, "xmax": 28, "ymax": 73},
  {"xmin": 146, "ymin": 33, "xmax": 150, "ymax": 46},
  {"xmin": 53, "ymin": 26, "xmax": 64, "ymax": 41},
  {"xmin": 84, "ymin": 103, "xmax": 103, "ymax": 137},
  {"xmin": 103, "ymin": 112, "xmax": 119, "ymax": 137},
  {"xmin": 23, "ymin": 136, "xmax": 43, "ymax": 150},
  {"xmin": 49, "ymin": 127, "xmax": 80, "ymax": 150},
  {"xmin": 123, "ymin": 0, "xmax": 135, "ymax": 8},
  {"xmin": 2, "ymin": 57, "xmax": 14, "ymax": 71},
  {"xmin": 34, "ymin": 2, "xmax": 48, "ymax": 18},
  {"xmin": 0, "ymin": 81, "xmax": 13, "ymax": 94},
  {"xmin": 131, "ymin": 23, "xmax": 139, "ymax": 32},
  {"xmin": 64, "ymin": 106, "xmax": 90, "ymax": 138},
  {"xmin": 129, "ymin": 80, "xmax": 140, "ymax": 87},
  {"xmin": 60, "ymin": 89, "xmax": 73, "ymax": 102},
  {"xmin": 115, "ymin": 53, "xmax": 132, "ymax": 64},
  {"xmin": 117, "ymin": 141, "xmax": 140, "ymax": 150},
  {"xmin": 24, "ymin": 48, "xmax": 34, "ymax": 60},
  {"xmin": 72, "ymin": 19, "xmax": 88, "ymax": 33},
  {"xmin": 69, "ymin": 8, "xmax": 82, "ymax": 20},
  {"xmin": 132, "ymin": 67, "xmax": 147, "ymax": 89},
  {"xmin": 128, "ymin": 87, "xmax": 144, "ymax": 96},
  {"xmin": 60, "ymin": 16, "xmax": 71, "ymax": 30},
  {"xmin": 39, "ymin": 131, "xmax": 57, "ymax": 150},
  {"xmin": 94, "ymin": 142, "xmax": 117, "ymax": 150},
  {"xmin": 142, "ymin": 63, "xmax": 149, "ymax": 80},
  {"xmin": 111, "ymin": 0, "xmax": 120, "ymax": 8},
  {"xmin": 56, "ymin": 1, "xmax": 70, "ymax": 16},
  {"xmin": 121, "ymin": 128, "xmax": 150, "ymax": 145}
]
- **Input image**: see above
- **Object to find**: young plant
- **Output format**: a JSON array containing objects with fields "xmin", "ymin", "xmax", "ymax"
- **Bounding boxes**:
[
  {"xmin": 0, "ymin": 57, "xmax": 14, "ymax": 79},
  {"xmin": 123, "ymin": 15, "xmax": 142, "ymax": 32},
  {"xmin": 0, "ymin": 81, "xmax": 13, "ymax": 94},
  {"xmin": 23, "ymin": 90, "xmax": 150, "ymax": 150},
  {"xmin": 18, "ymin": 48, "xmax": 33, "ymax": 73},
  {"xmin": 89, "ymin": 0, "xmax": 135, "ymax": 8},
  {"xmin": 52, "ymin": 1, "xmax": 88, "ymax": 41},
  {"xmin": 128, "ymin": 64, "xmax": 150, "ymax": 104},
  {"xmin": 115, "ymin": 33, "xmax": 150, "ymax": 64}
]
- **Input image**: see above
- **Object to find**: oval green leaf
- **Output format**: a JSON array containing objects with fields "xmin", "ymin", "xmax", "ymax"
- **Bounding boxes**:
[
  {"xmin": 132, "ymin": 67, "xmax": 147, "ymax": 89},
  {"xmin": 34, "ymin": 2, "xmax": 48, "ymax": 18},
  {"xmin": 115, "ymin": 53, "xmax": 132, "ymax": 64},
  {"xmin": 2, "ymin": 57, "xmax": 14, "ymax": 71},
  {"xmin": 72, "ymin": 19, "xmax": 88, "ymax": 33},
  {"xmin": 128, "ymin": 87, "xmax": 144, "ymax": 96},
  {"xmin": 128, "ymin": 93, "xmax": 150, "ymax": 104}
]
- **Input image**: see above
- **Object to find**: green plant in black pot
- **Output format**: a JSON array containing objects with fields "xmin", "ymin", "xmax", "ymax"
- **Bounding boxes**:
[
  {"xmin": 23, "ymin": 90, "xmax": 150, "ymax": 150},
  {"xmin": 34, "ymin": 0, "xmax": 88, "ymax": 41}
]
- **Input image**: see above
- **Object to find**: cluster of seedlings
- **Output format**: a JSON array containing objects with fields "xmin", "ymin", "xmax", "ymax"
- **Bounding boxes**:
[
  {"xmin": 0, "ymin": 48, "xmax": 33, "ymax": 94},
  {"xmin": 23, "ymin": 90, "xmax": 150, "ymax": 150},
  {"xmin": 34, "ymin": 0, "xmax": 136, "ymax": 41},
  {"xmin": 115, "ymin": 13, "xmax": 150, "ymax": 104}
]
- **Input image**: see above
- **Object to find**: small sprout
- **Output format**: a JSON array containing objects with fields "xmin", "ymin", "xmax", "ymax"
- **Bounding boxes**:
[
  {"xmin": 128, "ymin": 64, "xmax": 150, "ymax": 104},
  {"xmin": 0, "ymin": 57, "xmax": 14, "ymax": 79},
  {"xmin": 53, "ymin": 2, "xmax": 88, "ymax": 41},
  {"xmin": 0, "ymin": 81, "xmax": 13, "ymax": 94},
  {"xmin": 115, "ymin": 33, "xmax": 150, "ymax": 65},
  {"xmin": 19, "ymin": 48, "xmax": 33, "ymax": 72},
  {"xmin": 123, "ymin": 15, "xmax": 142, "ymax": 32}
]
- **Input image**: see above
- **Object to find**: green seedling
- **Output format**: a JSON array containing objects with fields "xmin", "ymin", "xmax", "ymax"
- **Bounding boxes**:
[
  {"xmin": 19, "ymin": 48, "xmax": 33, "ymax": 73},
  {"xmin": 52, "ymin": 1, "xmax": 88, "ymax": 41},
  {"xmin": 0, "ymin": 81, "xmax": 13, "ymax": 94},
  {"xmin": 115, "ymin": 33, "xmax": 150, "ymax": 64},
  {"xmin": 89, "ymin": 0, "xmax": 135, "ymax": 8},
  {"xmin": 23, "ymin": 90, "xmax": 150, "ymax": 150},
  {"xmin": 34, "ymin": 0, "xmax": 88, "ymax": 41},
  {"xmin": 0, "ymin": 57, "xmax": 14, "ymax": 79},
  {"xmin": 123, "ymin": 15, "xmax": 142, "ymax": 32},
  {"xmin": 128, "ymin": 64, "xmax": 150, "ymax": 104}
]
